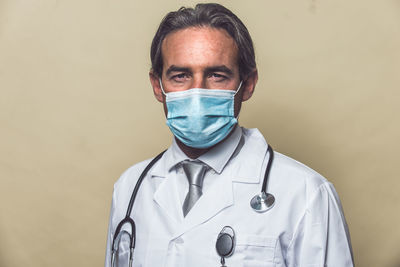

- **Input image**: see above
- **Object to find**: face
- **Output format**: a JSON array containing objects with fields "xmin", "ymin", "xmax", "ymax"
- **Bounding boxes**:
[{"xmin": 150, "ymin": 26, "xmax": 257, "ymax": 116}]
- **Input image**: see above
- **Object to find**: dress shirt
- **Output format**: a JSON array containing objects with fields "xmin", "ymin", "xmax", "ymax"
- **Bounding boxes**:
[{"xmin": 165, "ymin": 125, "xmax": 242, "ymax": 207}]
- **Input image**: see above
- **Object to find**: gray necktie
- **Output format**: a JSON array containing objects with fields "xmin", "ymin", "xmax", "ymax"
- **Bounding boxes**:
[{"xmin": 182, "ymin": 161, "xmax": 207, "ymax": 217}]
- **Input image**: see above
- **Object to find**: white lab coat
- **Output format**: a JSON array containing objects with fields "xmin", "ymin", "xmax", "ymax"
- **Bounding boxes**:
[{"xmin": 105, "ymin": 128, "xmax": 354, "ymax": 266}]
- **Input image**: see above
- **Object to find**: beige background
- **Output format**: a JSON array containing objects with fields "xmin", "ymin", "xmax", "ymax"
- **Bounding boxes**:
[{"xmin": 0, "ymin": 0, "xmax": 399, "ymax": 266}]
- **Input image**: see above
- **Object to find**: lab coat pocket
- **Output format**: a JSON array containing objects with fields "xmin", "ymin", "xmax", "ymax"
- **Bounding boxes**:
[{"xmin": 235, "ymin": 234, "xmax": 277, "ymax": 267}]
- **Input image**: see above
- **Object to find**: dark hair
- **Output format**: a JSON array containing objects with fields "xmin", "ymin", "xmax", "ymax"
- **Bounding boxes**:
[{"xmin": 150, "ymin": 3, "xmax": 256, "ymax": 80}]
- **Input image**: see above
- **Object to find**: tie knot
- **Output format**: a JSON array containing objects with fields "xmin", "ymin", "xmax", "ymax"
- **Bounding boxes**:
[{"xmin": 181, "ymin": 161, "xmax": 207, "ymax": 187}]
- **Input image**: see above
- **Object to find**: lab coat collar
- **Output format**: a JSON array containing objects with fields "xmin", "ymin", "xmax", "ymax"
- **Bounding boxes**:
[
  {"xmin": 149, "ymin": 128, "xmax": 268, "ymax": 184},
  {"xmin": 149, "ymin": 125, "xmax": 243, "ymax": 177},
  {"xmin": 228, "ymin": 128, "xmax": 269, "ymax": 184},
  {"xmin": 170, "ymin": 128, "xmax": 269, "ymax": 238},
  {"xmin": 151, "ymin": 128, "xmax": 269, "ymax": 238}
]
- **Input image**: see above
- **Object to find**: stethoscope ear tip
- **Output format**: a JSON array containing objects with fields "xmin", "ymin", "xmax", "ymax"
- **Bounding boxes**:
[{"xmin": 250, "ymin": 192, "xmax": 275, "ymax": 213}]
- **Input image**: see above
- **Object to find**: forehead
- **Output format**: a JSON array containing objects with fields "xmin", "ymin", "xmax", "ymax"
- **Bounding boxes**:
[{"xmin": 161, "ymin": 27, "xmax": 238, "ymax": 69}]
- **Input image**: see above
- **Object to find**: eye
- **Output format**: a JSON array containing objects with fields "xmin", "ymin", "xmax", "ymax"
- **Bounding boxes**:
[
  {"xmin": 208, "ymin": 73, "xmax": 228, "ymax": 82},
  {"xmin": 171, "ymin": 73, "xmax": 190, "ymax": 82}
]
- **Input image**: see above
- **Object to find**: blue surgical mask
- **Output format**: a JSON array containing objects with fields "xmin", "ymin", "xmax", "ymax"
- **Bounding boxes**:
[{"xmin": 160, "ymin": 80, "xmax": 242, "ymax": 149}]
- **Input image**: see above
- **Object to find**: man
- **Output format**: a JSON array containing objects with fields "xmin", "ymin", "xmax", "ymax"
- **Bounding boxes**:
[{"xmin": 105, "ymin": 3, "xmax": 354, "ymax": 266}]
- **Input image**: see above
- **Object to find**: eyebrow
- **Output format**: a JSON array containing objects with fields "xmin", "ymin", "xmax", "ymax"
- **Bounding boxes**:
[
  {"xmin": 165, "ymin": 65, "xmax": 191, "ymax": 77},
  {"xmin": 165, "ymin": 65, "xmax": 234, "ymax": 77},
  {"xmin": 204, "ymin": 65, "xmax": 234, "ymax": 76}
]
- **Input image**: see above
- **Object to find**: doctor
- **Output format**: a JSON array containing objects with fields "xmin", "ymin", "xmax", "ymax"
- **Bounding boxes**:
[{"xmin": 105, "ymin": 3, "xmax": 354, "ymax": 267}]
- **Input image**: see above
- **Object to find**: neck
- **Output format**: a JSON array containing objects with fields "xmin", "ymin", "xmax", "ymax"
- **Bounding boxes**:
[
  {"xmin": 176, "ymin": 139, "xmax": 212, "ymax": 159},
  {"xmin": 176, "ymin": 124, "xmax": 238, "ymax": 159}
]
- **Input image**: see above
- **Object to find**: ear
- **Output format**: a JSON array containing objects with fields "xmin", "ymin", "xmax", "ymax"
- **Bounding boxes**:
[
  {"xmin": 149, "ymin": 70, "xmax": 164, "ymax": 103},
  {"xmin": 241, "ymin": 69, "xmax": 258, "ymax": 102}
]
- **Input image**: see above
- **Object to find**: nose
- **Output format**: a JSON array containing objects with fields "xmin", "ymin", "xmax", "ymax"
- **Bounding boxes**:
[{"xmin": 191, "ymin": 75, "xmax": 206, "ymax": 89}]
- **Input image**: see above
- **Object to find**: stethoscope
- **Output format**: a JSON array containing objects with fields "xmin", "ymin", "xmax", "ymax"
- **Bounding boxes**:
[{"xmin": 111, "ymin": 145, "xmax": 275, "ymax": 267}]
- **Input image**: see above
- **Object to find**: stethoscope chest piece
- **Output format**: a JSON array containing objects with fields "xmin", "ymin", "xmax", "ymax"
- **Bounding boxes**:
[{"xmin": 250, "ymin": 191, "xmax": 275, "ymax": 213}]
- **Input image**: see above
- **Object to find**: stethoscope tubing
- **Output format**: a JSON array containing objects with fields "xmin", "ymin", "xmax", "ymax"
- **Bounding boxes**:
[
  {"xmin": 111, "ymin": 150, "xmax": 166, "ymax": 255},
  {"xmin": 111, "ymin": 145, "xmax": 274, "ymax": 266},
  {"xmin": 262, "ymin": 145, "xmax": 274, "ymax": 193},
  {"xmin": 125, "ymin": 150, "xmax": 167, "ymax": 218}
]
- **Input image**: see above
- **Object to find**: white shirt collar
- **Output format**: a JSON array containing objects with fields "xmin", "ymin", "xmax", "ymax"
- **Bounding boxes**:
[
  {"xmin": 198, "ymin": 125, "xmax": 242, "ymax": 173},
  {"xmin": 163, "ymin": 125, "xmax": 243, "ymax": 174},
  {"xmin": 150, "ymin": 127, "xmax": 269, "ymax": 183}
]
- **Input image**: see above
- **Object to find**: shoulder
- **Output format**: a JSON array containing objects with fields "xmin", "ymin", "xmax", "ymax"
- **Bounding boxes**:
[
  {"xmin": 113, "ymin": 157, "xmax": 154, "ymax": 193},
  {"xmin": 243, "ymin": 127, "xmax": 327, "ymax": 181},
  {"xmin": 271, "ymin": 150, "xmax": 333, "ymax": 207},
  {"xmin": 242, "ymin": 127, "xmax": 329, "ymax": 199},
  {"xmin": 275, "ymin": 152, "xmax": 327, "ymax": 186}
]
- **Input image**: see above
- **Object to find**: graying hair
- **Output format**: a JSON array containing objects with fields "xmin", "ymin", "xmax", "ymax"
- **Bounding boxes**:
[{"xmin": 150, "ymin": 3, "xmax": 256, "ymax": 80}]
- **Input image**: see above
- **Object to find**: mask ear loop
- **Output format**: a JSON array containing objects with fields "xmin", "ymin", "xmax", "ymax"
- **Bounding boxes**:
[
  {"xmin": 233, "ymin": 81, "xmax": 243, "ymax": 120},
  {"xmin": 159, "ymin": 78, "xmax": 167, "ymax": 96},
  {"xmin": 233, "ymin": 81, "xmax": 243, "ymax": 96}
]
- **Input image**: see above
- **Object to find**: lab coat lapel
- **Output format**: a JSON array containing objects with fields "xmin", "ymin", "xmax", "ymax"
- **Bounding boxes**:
[
  {"xmin": 152, "ymin": 172, "xmax": 184, "ymax": 224},
  {"xmin": 151, "ymin": 128, "xmax": 269, "ymax": 239},
  {"xmin": 170, "ymin": 129, "xmax": 269, "ymax": 238},
  {"xmin": 172, "ymin": 170, "xmax": 234, "ymax": 238}
]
